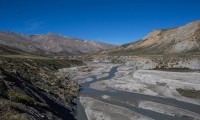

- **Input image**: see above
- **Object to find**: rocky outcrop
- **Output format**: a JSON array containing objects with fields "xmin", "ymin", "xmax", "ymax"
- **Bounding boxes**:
[
  {"xmin": 126, "ymin": 57, "xmax": 200, "ymax": 70},
  {"xmin": 89, "ymin": 55, "xmax": 200, "ymax": 70}
]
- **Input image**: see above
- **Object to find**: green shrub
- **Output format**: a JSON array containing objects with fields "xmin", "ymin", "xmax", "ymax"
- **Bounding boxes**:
[
  {"xmin": 1, "ymin": 112, "xmax": 27, "ymax": 120},
  {"xmin": 7, "ymin": 90, "xmax": 35, "ymax": 105}
]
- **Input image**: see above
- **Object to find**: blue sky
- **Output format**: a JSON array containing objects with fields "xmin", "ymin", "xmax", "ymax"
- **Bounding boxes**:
[{"xmin": 0, "ymin": 0, "xmax": 200, "ymax": 45}]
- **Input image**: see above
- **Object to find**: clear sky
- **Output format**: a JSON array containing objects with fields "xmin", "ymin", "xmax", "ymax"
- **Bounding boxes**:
[{"xmin": 1, "ymin": 0, "xmax": 200, "ymax": 45}]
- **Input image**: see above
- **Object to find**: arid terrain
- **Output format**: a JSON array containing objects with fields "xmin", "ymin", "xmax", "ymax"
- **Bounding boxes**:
[
  {"xmin": 1, "ymin": 20, "xmax": 200, "ymax": 120},
  {"xmin": 57, "ymin": 63, "xmax": 200, "ymax": 120}
]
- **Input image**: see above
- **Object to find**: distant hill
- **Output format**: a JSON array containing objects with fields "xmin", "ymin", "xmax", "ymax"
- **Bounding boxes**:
[
  {"xmin": 101, "ymin": 20, "xmax": 200, "ymax": 56},
  {"xmin": 0, "ymin": 31, "xmax": 116, "ymax": 55}
]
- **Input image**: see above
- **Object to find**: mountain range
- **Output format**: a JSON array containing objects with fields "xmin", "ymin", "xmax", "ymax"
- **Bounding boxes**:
[
  {"xmin": 0, "ymin": 20, "xmax": 200, "ymax": 56},
  {"xmin": 0, "ymin": 31, "xmax": 115, "ymax": 55},
  {"xmin": 100, "ymin": 20, "xmax": 200, "ymax": 56},
  {"xmin": 1, "ymin": 19, "xmax": 200, "ymax": 120}
]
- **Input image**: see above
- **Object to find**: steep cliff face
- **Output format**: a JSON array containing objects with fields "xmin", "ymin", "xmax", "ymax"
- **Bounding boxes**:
[
  {"xmin": 102, "ymin": 20, "xmax": 200, "ymax": 55},
  {"xmin": 0, "ymin": 31, "xmax": 116, "ymax": 55}
]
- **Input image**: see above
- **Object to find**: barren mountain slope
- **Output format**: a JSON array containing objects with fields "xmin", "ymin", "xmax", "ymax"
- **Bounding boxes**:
[
  {"xmin": 102, "ymin": 20, "xmax": 200, "ymax": 55},
  {"xmin": 0, "ymin": 31, "xmax": 116, "ymax": 55}
]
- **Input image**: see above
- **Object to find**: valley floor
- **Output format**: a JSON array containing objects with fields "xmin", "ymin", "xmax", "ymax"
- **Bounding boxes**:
[{"xmin": 57, "ymin": 63, "xmax": 200, "ymax": 120}]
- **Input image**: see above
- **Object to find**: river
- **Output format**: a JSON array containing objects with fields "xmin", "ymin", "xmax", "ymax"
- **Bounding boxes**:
[{"xmin": 75, "ymin": 64, "xmax": 200, "ymax": 120}]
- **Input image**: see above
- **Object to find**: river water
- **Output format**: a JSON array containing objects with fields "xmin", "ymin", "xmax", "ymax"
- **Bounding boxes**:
[{"xmin": 76, "ymin": 65, "xmax": 200, "ymax": 120}]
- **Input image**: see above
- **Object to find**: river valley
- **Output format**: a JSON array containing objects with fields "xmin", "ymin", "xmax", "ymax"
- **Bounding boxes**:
[{"xmin": 57, "ymin": 63, "xmax": 200, "ymax": 120}]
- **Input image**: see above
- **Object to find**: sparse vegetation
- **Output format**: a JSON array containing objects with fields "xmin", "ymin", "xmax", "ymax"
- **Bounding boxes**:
[
  {"xmin": 152, "ymin": 67, "xmax": 199, "ymax": 72},
  {"xmin": 1, "ymin": 112, "xmax": 27, "ymax": 120},
  {"xmin": 77, "ymin": 66, "xmax": 96, "ymax": 72},
  {"xmin": 111, "ymin": 60, "xmax": 125, "ymax": 64},
  {"xmin": 176, "ymin": 88, "xmax": 200, "ymax": 98},
  {"xmin": 0, "ymin": 54, "xmax": 83, "ymax": 120},
  {"xmin": 7, "ymin": 90, "xmax": 35, "ymax": 105},
  {"xmin": 0, "ymin": 99, "xmax": 28, "ymax": 120}
]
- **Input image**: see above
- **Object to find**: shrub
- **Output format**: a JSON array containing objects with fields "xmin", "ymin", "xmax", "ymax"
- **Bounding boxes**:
[{"xmin": 7, "ymin": 90, "xmax": 35, "ymax": 105}]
